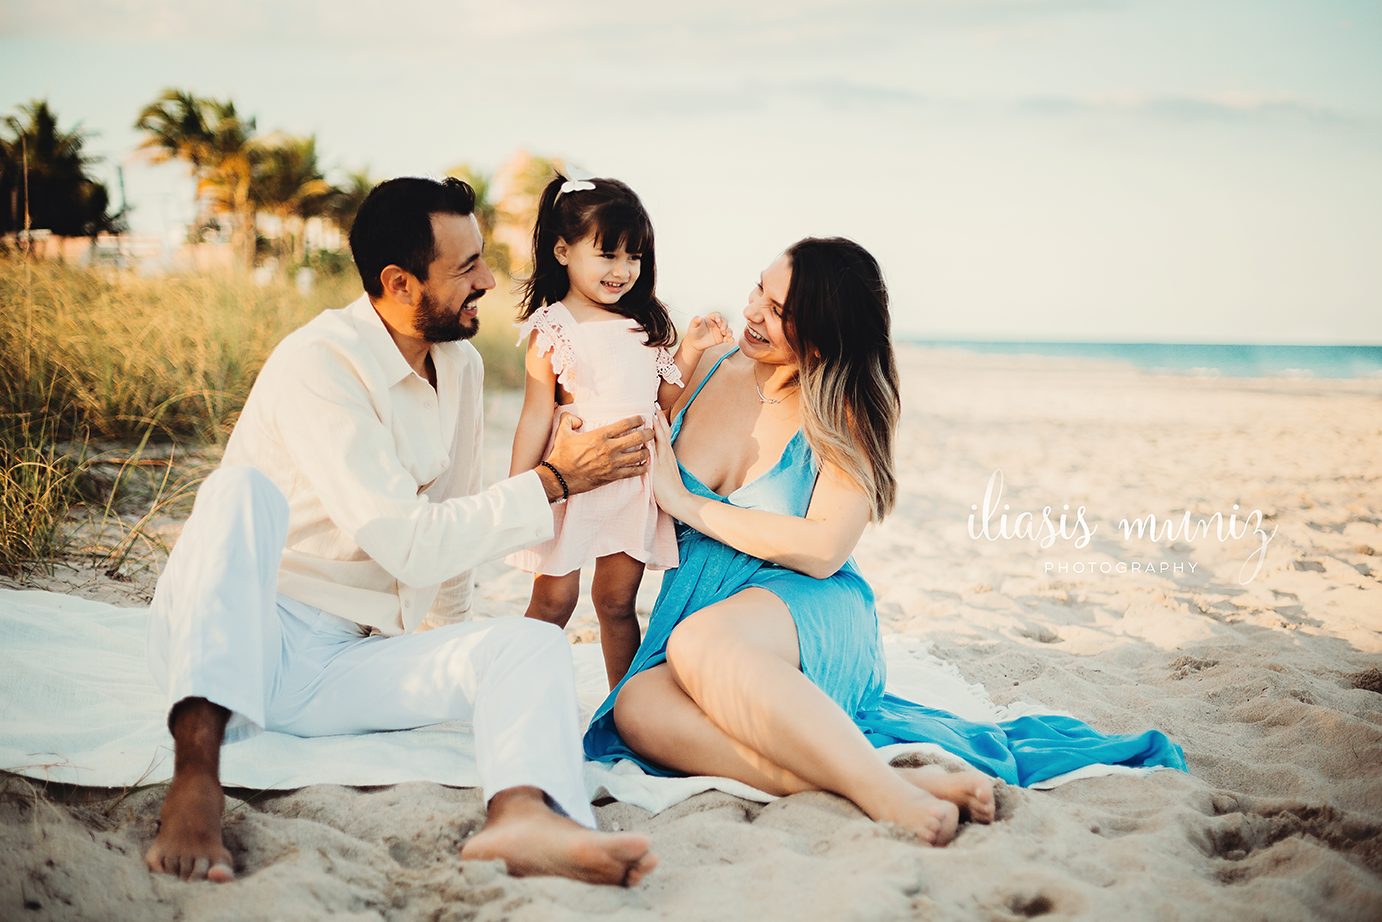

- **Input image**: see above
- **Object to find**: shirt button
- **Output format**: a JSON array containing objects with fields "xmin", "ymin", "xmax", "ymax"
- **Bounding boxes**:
[
  {"xmin": 424, "ymin": 400, "xmax": 433, "ymax": 408},
  {"xmin": 440, "ymin": 459, "xmax": 448, "ymax": 467},
  {"xmin": 403, "ymin": 599, "xmax": 412, "ymax": 608}
]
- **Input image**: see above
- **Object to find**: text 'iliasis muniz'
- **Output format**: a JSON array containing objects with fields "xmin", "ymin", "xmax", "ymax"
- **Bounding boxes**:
[{"xmin": 966, "ymin": 470, "xmax": 1278, "ymax": 584}]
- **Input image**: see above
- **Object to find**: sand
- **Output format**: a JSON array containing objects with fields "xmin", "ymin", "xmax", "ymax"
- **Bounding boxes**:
[{"xmin": 3, "ymin": 347, "xmax": 1380, "ymax": 921}]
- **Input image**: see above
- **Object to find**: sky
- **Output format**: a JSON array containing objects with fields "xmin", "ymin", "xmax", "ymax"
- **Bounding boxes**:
[{"xmin": 2, "ymin": 0, "xmax": 1379, "ymax": 342}]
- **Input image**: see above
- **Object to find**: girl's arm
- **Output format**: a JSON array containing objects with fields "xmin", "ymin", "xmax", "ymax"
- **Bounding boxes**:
[
  {"xmin": 509, "ymin": 331, "xmax": 560, "ymax": 476},
  {"xmin": 657, "ymin": 313, "xmax": 733, "ymax": 413},
  {"xmin": 647, "ymin": 414, "xmax": 871, "ymax": 579}
]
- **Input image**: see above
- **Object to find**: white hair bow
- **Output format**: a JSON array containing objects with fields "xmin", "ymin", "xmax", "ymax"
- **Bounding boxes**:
[{"xmin": 559, "ymin": 179, "xmax": 596, "ymax": 194}]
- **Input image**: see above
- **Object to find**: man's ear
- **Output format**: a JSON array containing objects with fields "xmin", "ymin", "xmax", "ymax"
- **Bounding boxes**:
[
  {"xmin": 379, "ymin": 265, "xmax": 417, "ymax": 304},
  {"xmin": 553, "ymin": 237, "xmax": 569, "ymax": 267}
]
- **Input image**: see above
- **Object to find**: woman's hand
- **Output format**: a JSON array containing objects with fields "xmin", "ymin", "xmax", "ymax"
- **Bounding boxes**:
[{"xmin": 649, "ymin": 412, "xmax": 696, "ymax": 521}]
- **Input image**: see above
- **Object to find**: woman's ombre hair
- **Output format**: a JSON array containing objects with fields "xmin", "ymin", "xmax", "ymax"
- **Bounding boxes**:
[{"xmin": 780, "ymin": 237, "xmax": 900, "ymax": 521}]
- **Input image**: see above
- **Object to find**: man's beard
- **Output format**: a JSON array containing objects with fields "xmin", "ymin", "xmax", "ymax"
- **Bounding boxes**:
[{"xmin": 416, "ymin": 288, "xmax": 480, "ymax": 342}]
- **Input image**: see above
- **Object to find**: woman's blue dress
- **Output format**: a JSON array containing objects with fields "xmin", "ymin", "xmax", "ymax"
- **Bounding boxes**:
[{"xmin": 583, "ymin": 351, "xmax": 1186, "ymax": 787}]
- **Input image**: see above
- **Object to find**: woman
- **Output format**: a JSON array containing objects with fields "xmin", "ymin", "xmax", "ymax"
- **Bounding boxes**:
[{"xmin": 583, "ymin": 238, "xmax": 1185, "ymax": 846}]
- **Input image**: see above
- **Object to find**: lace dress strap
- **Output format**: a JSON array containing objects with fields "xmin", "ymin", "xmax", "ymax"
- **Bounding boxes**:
[
  {"xmin": 514, "ymin": 304, "xmax": 576, "ymax": 389},
  {"xmin": 654, "ymin": 347, "xmax": 683, "ymax": 387}
]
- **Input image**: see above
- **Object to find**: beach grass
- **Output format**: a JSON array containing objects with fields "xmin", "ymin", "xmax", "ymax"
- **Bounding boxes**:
[
  {"xmin": 0, "ymin": 408, "xmax": 88, "ymax": 576},
  {"xmin": 0, "ymin": 256, "xmax": 528, "ymax": 577}
]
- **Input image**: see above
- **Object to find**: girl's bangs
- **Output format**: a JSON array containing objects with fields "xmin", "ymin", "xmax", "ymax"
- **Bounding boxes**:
[{"xmin": 590, "ymin": 206, "xmax": 653, "ymax": 256}]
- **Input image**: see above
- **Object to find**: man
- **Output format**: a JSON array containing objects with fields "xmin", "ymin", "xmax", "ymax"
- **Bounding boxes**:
[{"xmin": 143, "ymin": 177, "xmax": 657, "ymax": 887}]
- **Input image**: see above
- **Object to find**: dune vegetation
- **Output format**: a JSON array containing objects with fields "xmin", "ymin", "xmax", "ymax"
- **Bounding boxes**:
[{"xmin": 0, "ymin": 257, "xmax": 526, "ymax": 577}]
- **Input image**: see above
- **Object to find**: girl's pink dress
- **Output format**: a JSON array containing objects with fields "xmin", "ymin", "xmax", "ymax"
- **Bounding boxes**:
[{"xmin": 505, "ymin": 301, "xmax": 681, "ymax": 576}]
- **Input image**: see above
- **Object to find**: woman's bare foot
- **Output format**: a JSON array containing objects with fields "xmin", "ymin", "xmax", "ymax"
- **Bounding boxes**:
[
  {"xmin": 853, "ymin": 779, "xmax": 960, "ymax": 847},
  {"xmin": 896, "ymin": 766, "xmax": 997, "ymax": 823},
  {"xmin": 461, "ymin": 787, "xmax": 657, "ymax": 886},
  {"xmin": 145, "ymin": 772, "xmax": 234, "ymax": 882}
]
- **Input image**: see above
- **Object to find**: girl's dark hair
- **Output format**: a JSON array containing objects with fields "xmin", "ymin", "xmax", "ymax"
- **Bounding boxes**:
[
  {"xmin": 780, "ymin": 237, "xmax": 901, "ymax": 521},
  {"xmin": 518, "ymin": 175, "xmax": 674, "ymax": 348}
]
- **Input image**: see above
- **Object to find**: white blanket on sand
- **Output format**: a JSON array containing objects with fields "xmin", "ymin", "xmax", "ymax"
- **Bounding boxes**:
[{"xmin": 0, "ymin": 589, "xmax": 1157, "ymax": 812}]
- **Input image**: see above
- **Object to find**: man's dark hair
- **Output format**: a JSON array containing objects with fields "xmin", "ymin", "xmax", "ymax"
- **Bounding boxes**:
[{"xmin": 349, "ymin": 177, "xmax": 477, "ymax": 298}]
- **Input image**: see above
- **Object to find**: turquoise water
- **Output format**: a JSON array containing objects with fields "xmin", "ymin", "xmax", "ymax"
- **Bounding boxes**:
[{"xmin": 908, "ymin": 342, "xmax": 1382, "ymax": 380}]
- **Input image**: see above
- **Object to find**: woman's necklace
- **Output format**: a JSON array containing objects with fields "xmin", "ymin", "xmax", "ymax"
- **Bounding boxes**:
[{"xmin": 753, "ymin": 363, "xmax": 796, "ymax": 404}]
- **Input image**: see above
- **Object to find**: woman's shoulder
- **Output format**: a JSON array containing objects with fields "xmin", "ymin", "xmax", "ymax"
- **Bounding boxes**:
[
  {"xmin": 693, "ymin": 343, "xmax": 740, "ymax": 382},
  {"xmin": 672, "ymin": 344, "xmax": 739, "ymax": 410}
]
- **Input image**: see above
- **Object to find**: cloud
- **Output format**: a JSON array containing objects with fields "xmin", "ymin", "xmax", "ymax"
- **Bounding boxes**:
[
  {"xmin": 1016, "ymin": 91, "xmax": 1357, "ymax": 125},
  {"xmin": 1, "ymin": 0, "xmax": 1115, "ymax": 45},
  {"xmin": 750, "ymin": 79, "xmax": 1365, "ymax": 128}
]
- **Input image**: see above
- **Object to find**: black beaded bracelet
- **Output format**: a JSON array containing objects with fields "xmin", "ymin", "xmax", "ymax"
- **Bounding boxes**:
[{"xmin": 538, "ymin": 460, "xmax": 569, "ymax": 504}]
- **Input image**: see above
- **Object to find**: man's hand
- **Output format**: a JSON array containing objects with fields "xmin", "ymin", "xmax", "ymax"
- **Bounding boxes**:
[{"xmin": 539, "ymin": 415, "xmax": 651, "ymax": 499}]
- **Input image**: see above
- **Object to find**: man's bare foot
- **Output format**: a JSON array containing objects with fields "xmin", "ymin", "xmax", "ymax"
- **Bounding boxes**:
[
  {"xmin": 145, "ymin": 698, "xmax": 234, "ymax": 882},
  {"xmin": 461, "ymin": 787, "xmax": 657, "ymax": 886},
  {"xmin": 146, "ymin": 772, "xmax": 234, "ymax": 882},
  {"xmin": 896, "ymin": 766, "xmax": 997, "ymax": 823}
]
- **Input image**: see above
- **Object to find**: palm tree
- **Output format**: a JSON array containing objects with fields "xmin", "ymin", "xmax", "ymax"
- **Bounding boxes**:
[
  {"xmin": 491, "ymin": 151, "xmax": 565, "ymax": 277},
  {"xmin": 252, "ymin": 134, "xmax": 331, "ymax": 270},
  {"xmin": 132, "ymin": 90, "xmax": 207, "ymax": 168},
  {"xmin": 323, "ymin": 167, "xmax": 373, "ymax": 238},
  {"xmin": 1, "ymin": 99, "xmax": 113, "ymax": 239},
  {"xmin": 135, "ymin": 89, "xmax": 259, "ymax": 271},
  {"xmin": 445, "ymin": 164, "xmax": 509, "ymax": 275},
  {"xmin": 197, "ymin": 99, "xmax": 258, "ymax": 271}
]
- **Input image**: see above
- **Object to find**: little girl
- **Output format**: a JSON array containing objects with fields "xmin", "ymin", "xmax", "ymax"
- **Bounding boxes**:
[{"xmin": 507, "ymin": 175, "xmax": 731, "ymax": 688}]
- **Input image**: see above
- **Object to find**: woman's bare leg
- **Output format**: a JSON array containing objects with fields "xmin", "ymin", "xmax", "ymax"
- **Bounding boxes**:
[
  {"xmin": 591, "ymin": 553, "xmax": 645, "ymax": 688},
  {"xmin": 615, "ymin": 664, "xmax": 816, "ymax": 795},
  {"xmin": 615, "ymin": 662, "xmax": 995, "ymax": 822},
  {"xmin": 524, "ymin": 572, "xmax": 581, "ymax": 627},
  {"xmin": 617, "ymin": 589, "xmax": 963, "ymax": 845}
]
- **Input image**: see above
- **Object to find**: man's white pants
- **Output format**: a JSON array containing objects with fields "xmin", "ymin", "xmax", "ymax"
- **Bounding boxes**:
[{"xmin": 147, "ymin": 465, "xmax": 595, "ymax": 827}]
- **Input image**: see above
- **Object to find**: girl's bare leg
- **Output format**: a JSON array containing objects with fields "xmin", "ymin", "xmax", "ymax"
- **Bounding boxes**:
[
  {"xmin": 615, "ymin": 663, "xmax": 995, "ymax": 822},
  {"xmin": 524, "ymin": 572, "xmax": 581, "ymax": 627},
  {"xmin": 614, "ymin": 589, "xmax": 964, "ymax": 845},
  {"xmin": 591, "ymin": 553, "xmax": 646, "ymax": 688}
]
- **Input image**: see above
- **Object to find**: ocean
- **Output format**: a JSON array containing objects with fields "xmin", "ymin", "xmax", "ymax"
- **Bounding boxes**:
[{"xmin": 907, "ymin": 342, "xmax": 1382, "ymax": 380}]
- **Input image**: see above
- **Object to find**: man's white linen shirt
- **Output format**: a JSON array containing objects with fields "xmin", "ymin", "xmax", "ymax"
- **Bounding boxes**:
[{"xmin": 222, "ymin": 294, "xmax": 553, "ymax": 635}]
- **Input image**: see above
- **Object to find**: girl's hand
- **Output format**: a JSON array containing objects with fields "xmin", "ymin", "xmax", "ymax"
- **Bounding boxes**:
[
  {"xmin": 649, "ymin": 412, "xmax": 694, "ymax": 519},
  {"xmin": 683, "ymin": 313, "xmax": 733, "ymax": 354}
]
